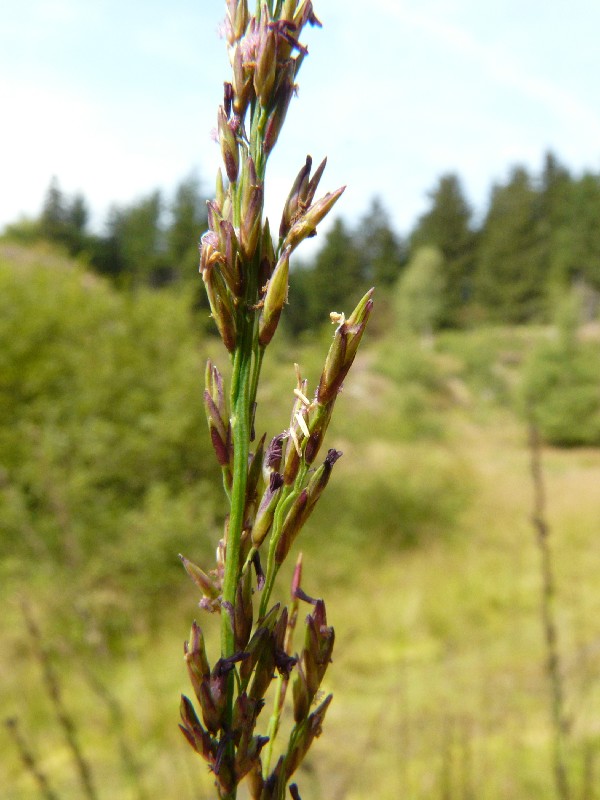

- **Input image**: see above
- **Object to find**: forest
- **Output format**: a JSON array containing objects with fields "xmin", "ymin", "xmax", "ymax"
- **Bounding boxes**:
[
  {"xmin": 2, "ymin": 149, "xmax": 600, "ymax": 799},
  {"xmin": 5, "ymin": 150, "xmax": 600, "ymax": 331}
]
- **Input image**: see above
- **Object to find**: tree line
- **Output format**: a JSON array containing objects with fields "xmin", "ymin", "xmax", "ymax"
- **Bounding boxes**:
[
  {"xmin": 3, "ymin": 151, "xmax": 600, "ymax": 331},
  {"xmin": 4, "ymin": 174, "xmax": 208, "ymax": 289},
  {"xmin": 289, "ymin": 152, "xmax": 600, "ymax": 333}
]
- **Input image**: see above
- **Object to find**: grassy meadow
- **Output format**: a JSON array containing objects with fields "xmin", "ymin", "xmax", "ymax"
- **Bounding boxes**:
[{"xmin": 2, "ymin": 244, "xmax": 600, "ymax": 799}]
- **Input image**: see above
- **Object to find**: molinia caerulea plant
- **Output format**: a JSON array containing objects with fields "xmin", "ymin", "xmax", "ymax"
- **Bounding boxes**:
[{"xmin": 178, "ymin": 3, "xmax": 373, "ymax": 798}]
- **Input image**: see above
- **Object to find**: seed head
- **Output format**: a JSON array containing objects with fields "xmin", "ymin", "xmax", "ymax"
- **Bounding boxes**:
[
  {"xmin": 317, "ymin": 287, "xmax": 374, "ymax": 404},
  {"xmin": 252, "ymin": 471, "xmax": 284, "ymax": 547},
  {"xmin": 225, "ymin": 0, "xmax": 250, "ymax": 45},
  {"xmin": 231, "ymin": 43, "xmax": 253, "ymax": 117},
  {"xmin": 280, "ymin": 155, "xmax": 327, "ymax": 241},
  {"xmin": 240, "ymin": 158, "xmax": 263, "ymax": 261},
  {"xmin": 180, "ymin": 555, "xmax": 221, "ymax": 606},
  {"xmin": 184, "ymin": 621, "xmax": 211, "ymax": 704},
  {"xmin": 234, "ymin": 567, "xmax": 254, "ymax": 651},
  {"xmin": 264, "ymin": 60, "xmax": 296, "ymax": 155},
  {"xmin": 282, "ymin": 186, "xmax": 345, "ymax": 253},
  {"xmin": 202, "ymin": 263, "xmax": 237, "ymax": 353},
  {"xmin": 259, "ymin": 247, "xmax": 291, "ymax": 346},
  {"xmin": 217, "ymin": 106, "xmax": 239, "ymax": 183},
  {"xmin": 254, "ymin": 27, "xmax": 278, "ymax": 107},
  {"xmin": 275, "ymin": 489, "xmax": 308, "ymax": 565},
  {"xmin": 179, "ymin": 694, "xmax": 216, "ymax": 763}
]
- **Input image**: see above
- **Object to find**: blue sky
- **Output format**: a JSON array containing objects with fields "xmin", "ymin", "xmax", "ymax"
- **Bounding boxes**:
[{"xmin": 2, "ymin": 0, "xmax": 600, "ymax": 240}]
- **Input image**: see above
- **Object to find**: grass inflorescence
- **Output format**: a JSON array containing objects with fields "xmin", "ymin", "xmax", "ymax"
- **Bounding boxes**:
[{"xmin": 178, "ymin": 3, "xmax": 373, "ymax": 798}]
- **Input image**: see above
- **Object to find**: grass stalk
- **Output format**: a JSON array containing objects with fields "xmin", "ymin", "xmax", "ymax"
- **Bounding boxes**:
[
  {"xmin": 528, "ymin": 419, "xmax": 571, "ymax": 800},
  {"xmin": 221, "ymin": 335, "xmax": 253, "ymax": 657},
  {"xmin": 21, "ymin": 602, "xmax": 98, "ymax": 800},
  {"xmin": 22, "ymin": 602, "xmax": 98, "ymax": 800},
  {"xmin": 5, "ymin": 717, "xmax": 61, "ymax": 800},
  {"xmin": 178, "ymin": 4, "xmax": 373, "ymax": 797}
]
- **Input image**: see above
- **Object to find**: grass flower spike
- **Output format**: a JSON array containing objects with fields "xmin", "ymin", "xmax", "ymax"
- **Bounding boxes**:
[{"xmin": 180, "ymin": 3, "xmax": 373, "ymax": 798}]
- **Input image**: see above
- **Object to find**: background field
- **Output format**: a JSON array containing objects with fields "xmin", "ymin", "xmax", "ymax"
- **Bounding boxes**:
[{"xmin": 1, "ymin": 243, "xmax": 600, "ymax": 799}]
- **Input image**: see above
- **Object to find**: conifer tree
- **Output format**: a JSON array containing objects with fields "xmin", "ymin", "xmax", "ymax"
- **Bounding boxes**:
[
  {"xmin": 167, "ymin": 174, "xmax": 209, "ymax": 282},
  {"xmin": 40, "ymin": 177, "xmax": 68, "ymax": 241},
  {"xmin": 105, "ymin": 191, "xmax": 165, "ymax": 287},
  {"xmin": 569, "ymin": 172, "xmax": 600, "ymax": 295},
  {"xmin": 538, "ymin": 151, "xmax": 574, "ymax": 293},
  {"xmin": 288, "ymin": 217, "xmax": 363, "ymax": 332},
  {"xmin": 410, "ymin": 173, "xmax": 475, "ymax": 327},
  {"xmin": 395, "ymin": 245, "xmax": 445, "ymax": 338},
  {"xmin": 475, "ymin": 166, "xmax": 546, "ymax": 323},
  {"xmin": 356, "ymin": 197, "xmax": 405, "ymax": 287}
]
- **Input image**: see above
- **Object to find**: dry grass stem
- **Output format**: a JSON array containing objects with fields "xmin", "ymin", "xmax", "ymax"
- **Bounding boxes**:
[{"xmin": 528, "ymin": 420, "xmax": 571, "ymax": 800}]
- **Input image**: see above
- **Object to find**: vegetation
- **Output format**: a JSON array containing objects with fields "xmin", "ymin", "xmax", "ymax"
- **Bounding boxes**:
[
  {"xmin": 522, "ymin": 291, "xmax": 600, "ymax": 447},
  {"xmin": 0, "ymin": 243, "xmax": 221, "ymax": 642},
  {"xmin": 5, "ymin": 152, "xmax": 600, "ymax": 335},
  {"xmin": 2, "ymin": 237, "xmax": 600, "ymax": 798},
  {"xmin": 4, "ymin": 174, "xmax": 208, "ymax": 288},
  {"xmin": 2, "ymin": 18, "xmax": 600, "ymax": 799},
  {"xmin": 173, "ymin": 2, "xmax": 376, "ymax": 797}
]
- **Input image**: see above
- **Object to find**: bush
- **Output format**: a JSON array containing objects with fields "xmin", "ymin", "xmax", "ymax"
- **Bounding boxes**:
[
  {"xmin": 394, "ymin": 245, "xmax": 445, "ymax": 336},
  {"xmin": 522, "ymin": 332, "xmax": 600, "ymax": 446},
  {"xmin": 0, "ymin": 246, "xmax": 218, "ymax": 629}
]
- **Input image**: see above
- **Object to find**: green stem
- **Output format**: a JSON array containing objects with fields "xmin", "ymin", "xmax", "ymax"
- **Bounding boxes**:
[
  {"xmin": 221, "ymin": 330, "xmax": 253, "ymax": 659},
  {"xmin": 263, "ymin": 675, "xmax": 283, "ymax": 775},
  {"xmin": 249, "ymin": 346, "xmax": 265, "ymax": 421},
  {"xmin": 218, "ymin": 322, "xmax": 254, "ymax": 800},
  {"xmin": 259, "ymin": 455, "xmax": 310, "ymax": 618},
  {"xmin": 252, "ymin": 108, "xmax": 269, "ymax": 180},
  {"xmin": 258, "ymin": 488, "xmax": 293, "ymax": 619},
  {"xmin": 259, "ymin": 524, "xmax": 284, "ymax": 619},
  {"xmin": 259, "ymin": 559, "xmax": 280, "ymax": 621}
]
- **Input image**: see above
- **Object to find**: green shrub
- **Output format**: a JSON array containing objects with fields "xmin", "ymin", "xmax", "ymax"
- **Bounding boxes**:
[
  {"xmin": 0, "ymin": 247, "xmax": 217, "ymax": 627},
  {"xmin": 522, "ymin": 333, "xmax": 600, "ymax": 446},
  {"xmin": 394, "ymin": 245, "xmax": 445, "ymax": 336}
]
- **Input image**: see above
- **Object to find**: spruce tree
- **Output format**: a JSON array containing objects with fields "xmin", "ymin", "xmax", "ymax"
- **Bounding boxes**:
[
  {"xmin": 105, "ymin": 191, "xmax": 165, "ymax": 288},
  {"xmin": 356, "ymin": 197, "xmax": 405, "ymax": 287},
  {"xmin": 569, "ymin": 172, "xmax": 600, "ymax": 294},
  {"xmin": 538, "ymin": 151, "xmax": 574, "ymax": 293},
  {"xmin": 475, "ymin": 166, "xmax": 547, "ymax": 323},
  {"xmin": 289, "ymin": 217, "xmax": 363, "ymax": 332},
  {"xmin": 167, "ymin": 174, "xmax": 208, "ymax": 282},
  {"xmin": 40, "ymin": 177, "xmax": 68, "ymax": 241},
  {"xmin": 410, "ymin": 173, "xmax": 475, "ymax": 327}
]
